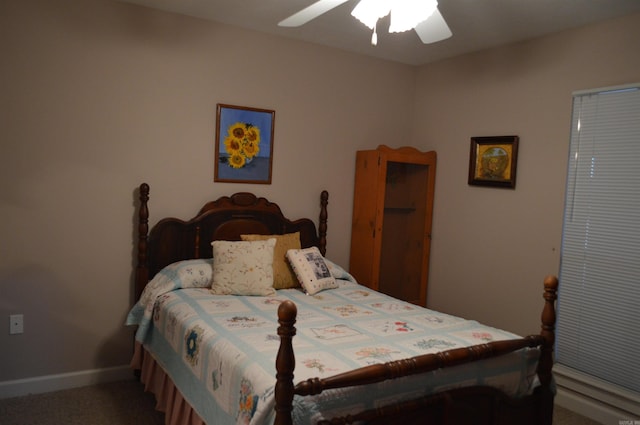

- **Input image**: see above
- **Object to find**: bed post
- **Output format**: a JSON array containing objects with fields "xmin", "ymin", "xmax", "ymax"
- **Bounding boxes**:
[
  {"xmin": 275, "ymin": 300, "xmax": 297, "ymax": 425},
  {"xmin": 319, "ymin": 190, "xmax": 328, "ymax": 256},
  {"xmin": 538, "ymin": 275, "xmax": 558, "ymax": 425},
  {"xmin": 136, "ymin": 183, "xmax": 150, "ymax": 300}
]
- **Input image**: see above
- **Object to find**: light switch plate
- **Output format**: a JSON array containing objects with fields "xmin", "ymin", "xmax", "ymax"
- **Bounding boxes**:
[{"xmin": 9, "ymin": 314, "xmax": 23, "ymax": 334}]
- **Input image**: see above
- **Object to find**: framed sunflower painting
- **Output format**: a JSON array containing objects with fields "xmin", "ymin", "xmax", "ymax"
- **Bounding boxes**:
[{"xmin": 214, "ymin": 104, "xmax": 275, "ymax": 184}]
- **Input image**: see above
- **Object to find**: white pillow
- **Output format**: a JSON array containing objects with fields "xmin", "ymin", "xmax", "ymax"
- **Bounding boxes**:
[
  {"xmin": 210, "ymin": 239, "xmax": 276, "ymax": 296},
  {"xmin": 286, "ymin": 247, "xmax": 338, "ymax": 295}
]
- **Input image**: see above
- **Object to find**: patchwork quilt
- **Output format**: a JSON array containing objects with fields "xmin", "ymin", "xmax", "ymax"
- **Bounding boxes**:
[{"xmin": 126, "ymin": 260, "xmax": 540, "ymax": 425}]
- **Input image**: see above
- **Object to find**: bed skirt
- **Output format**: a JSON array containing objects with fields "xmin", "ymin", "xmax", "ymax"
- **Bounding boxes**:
[{"xmin": 131, "ymin": 343, "xmax": 206, "ymax": 425}]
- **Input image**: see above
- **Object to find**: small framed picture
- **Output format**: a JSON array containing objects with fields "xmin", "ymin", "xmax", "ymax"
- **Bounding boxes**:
[
  {"xmin": 468, "ymin": 136, "xmax": 519, "ymax": 188},
  {"xmin": 214, "ymin": 104, "xmax": 275, "ymax": 184}
]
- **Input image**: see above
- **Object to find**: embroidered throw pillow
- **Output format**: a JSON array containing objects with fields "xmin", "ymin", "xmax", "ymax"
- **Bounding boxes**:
[
  {"xmin": 210, "ymin": 239, "xmax": 276, "ymax": 296},
  {"xmin": 241, "ymin": 232, "xmax": 301, "ymax": 290},
  {"xmin": 286, "ymin": 246, "xmax": 338, "ymax": 295}
]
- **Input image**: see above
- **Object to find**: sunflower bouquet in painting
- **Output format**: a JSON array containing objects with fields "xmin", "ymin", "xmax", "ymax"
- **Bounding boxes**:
[{"xmin": 221, "ymin": 122, "xmax": 261, "ymax": 169}]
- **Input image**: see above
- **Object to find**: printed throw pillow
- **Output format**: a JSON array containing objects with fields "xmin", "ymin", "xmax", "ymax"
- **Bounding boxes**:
[
  {"xmin": 286, "ymin": 246, "xmax": 338, "ymax": 295},
  {"xmin": 241, "ymin": 232, "xmax": 302, "ymax": 290},
  {"xmin": 210, "ymin": 239, "xmax": 276, "ymax": 296}
]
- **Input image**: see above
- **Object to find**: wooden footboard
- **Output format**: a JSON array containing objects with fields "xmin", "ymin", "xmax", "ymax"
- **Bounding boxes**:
[{"xmin": 275, "ymin": 275, "xmax": 558, "ymax": 425}]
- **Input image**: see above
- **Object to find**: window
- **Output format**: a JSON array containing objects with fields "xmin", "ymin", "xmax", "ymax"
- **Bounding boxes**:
[{"xmin": 557, "ymin": 84, "xmax": 640, "ymax": 399}]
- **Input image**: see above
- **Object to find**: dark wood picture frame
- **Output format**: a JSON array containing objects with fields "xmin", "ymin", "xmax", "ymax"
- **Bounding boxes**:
[
  {"xmin": 468, "ymin": 135, "xmax": 519, "ymax": 188},
  {"xmin": 214, "ymin": 104, "xmax": 275, "ymax": 184}
]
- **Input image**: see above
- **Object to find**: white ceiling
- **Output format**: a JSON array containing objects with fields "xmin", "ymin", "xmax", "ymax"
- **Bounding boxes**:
[{"xmin": 117, "ymin": 0, "xmax": 640, "ymax": 66}]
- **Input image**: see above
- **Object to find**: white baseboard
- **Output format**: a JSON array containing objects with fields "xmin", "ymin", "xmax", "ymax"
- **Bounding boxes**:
[
  {"xmin": 554, "ymin": 364, "xmax": 640, "ymax": 424},
  {"xmin": 555, "ymin": 387, "xmax": 629, "ymax": 424},
  {"xmin": 0, "ymin": 365, "xmax": 134, "ymax": 399}
]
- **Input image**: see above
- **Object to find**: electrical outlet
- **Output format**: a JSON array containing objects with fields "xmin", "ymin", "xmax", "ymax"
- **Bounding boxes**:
[{"xmin": 9, "ymin": 314, "xmax": 23, "ymax": 335}]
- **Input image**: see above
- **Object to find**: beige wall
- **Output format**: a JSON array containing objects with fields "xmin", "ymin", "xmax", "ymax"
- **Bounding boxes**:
[
  {"xmin": 0, "ymin": 0, "xmax": 415, "ymax": 382},
  {"xmin": 1, "ymin": 0, "xmax": 638, "ymax": 384},
  {"xmin": 413, "ymin": 13, "xmax": 640, "ymax": 335}
]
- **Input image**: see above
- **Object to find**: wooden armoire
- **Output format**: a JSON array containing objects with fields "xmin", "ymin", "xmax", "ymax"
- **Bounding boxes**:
[{"xmin": 349, "ymin": 145, "xmax": 437, "ymax": 306}]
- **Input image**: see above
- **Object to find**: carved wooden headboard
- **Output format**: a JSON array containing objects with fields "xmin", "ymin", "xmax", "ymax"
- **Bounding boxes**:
[{"xmin": 135, "ymin": 183, "xmax": 328, "ymax": 299}]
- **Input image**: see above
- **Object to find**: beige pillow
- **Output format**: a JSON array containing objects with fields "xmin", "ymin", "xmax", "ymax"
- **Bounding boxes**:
[
  {"xmin": 210, "ymin": 239, "xmax": 276, "ymax": 296},
  {"xmin": 241, "ymin": 232, "xmax": 301, "ymax": 289},
  {"xmin": 286, "ymin": 246, "xmax": 338, "ymax": 295}
]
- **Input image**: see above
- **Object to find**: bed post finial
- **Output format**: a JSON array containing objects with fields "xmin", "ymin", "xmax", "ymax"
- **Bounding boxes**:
[
  {"xmin": 136, "ymin": 183, "xmax": 150, "ymax": 300},
  {"xmin": 275, "ymin": 300, "xmax": 297, "ymax": 425},
  {"xmin": 538, "ymin": 275, "xmax": 558, "ymax": 385},
  {"xmin": 319, "ymin": 190, "xmax": 328, "ymax": 256},
  {"xmin": 538, "ymin": 275, "xmax": 558, "ymax": 425}
]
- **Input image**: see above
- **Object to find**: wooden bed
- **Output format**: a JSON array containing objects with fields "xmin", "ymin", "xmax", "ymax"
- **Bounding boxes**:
[{"xmin": 133, "ymin": 182, "xmax": 558, "ymax": 425}]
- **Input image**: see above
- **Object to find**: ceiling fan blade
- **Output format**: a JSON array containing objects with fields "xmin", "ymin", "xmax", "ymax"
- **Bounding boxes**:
[
  {"xmin": 414, "ymin": 8, "xmax": 452, "ymax": 44},
  {"xmin": 278, "ymin": 0, "xmax": 351, "ymax": 27}
]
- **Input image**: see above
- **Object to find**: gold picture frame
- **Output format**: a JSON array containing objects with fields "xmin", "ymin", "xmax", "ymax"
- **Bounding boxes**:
[{"xmin": 468, "ymin": 136, "xmax": 519, "ymax": 188}]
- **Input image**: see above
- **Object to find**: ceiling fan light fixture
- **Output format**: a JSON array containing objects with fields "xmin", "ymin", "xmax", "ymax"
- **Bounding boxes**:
[
  {"xmin": 351, "ymin": 0, "xmax": 391, "ymax": 30},
  {"xmin": 279, "ymin": 0, "xmax": 451, "ymax": 46},
  {"xmin": 389, "ymin": 0, "xmax": 438, "ymax": 33}
]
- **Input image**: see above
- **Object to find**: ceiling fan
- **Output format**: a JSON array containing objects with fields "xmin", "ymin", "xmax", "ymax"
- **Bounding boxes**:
[{"xmin": 278, "ymin": 0, "xmax": 452, "ymax": 45}]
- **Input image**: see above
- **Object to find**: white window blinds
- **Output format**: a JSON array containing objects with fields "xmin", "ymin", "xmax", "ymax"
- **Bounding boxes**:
[{"xmin": 557, "ymin": 84, "xmax": 640, "ymax": 393}]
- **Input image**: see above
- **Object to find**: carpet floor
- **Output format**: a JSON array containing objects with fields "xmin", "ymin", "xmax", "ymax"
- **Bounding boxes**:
[
  {"xmin": 0, "ymin": 378, "xmax": 602, "ymax": 425},
  {"xmin": 0, "ymin": 379, "xmax": 163, "ymax": 425}
]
